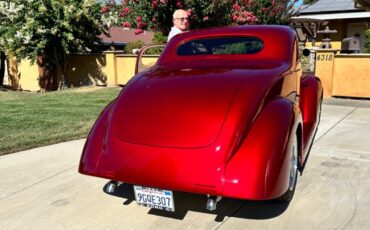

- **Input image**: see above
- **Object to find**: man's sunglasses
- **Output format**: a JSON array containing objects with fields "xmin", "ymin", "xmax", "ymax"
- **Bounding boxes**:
[{"xmin": 175, "ymin": 17, "xmax": 189, "ymax": 22}]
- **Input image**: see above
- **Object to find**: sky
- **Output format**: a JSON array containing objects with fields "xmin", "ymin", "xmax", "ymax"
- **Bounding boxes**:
[{"xmin": 295, "ymin": 0, "xmax": 304, "ymax": 6}]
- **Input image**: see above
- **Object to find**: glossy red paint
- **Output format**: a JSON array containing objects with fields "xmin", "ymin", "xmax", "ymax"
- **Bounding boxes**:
[
  {"xmin": 159, "ymin": 26, "xmax": 294, "ymax": 69},
  {"xmin": 299, "ymin": 75, "xmax": 323, "ymax": 158},
  {"xmin": 79, "ymin": 25, "xmax": 323, "ymax": 202},
  {"xmin": 223, "ymin": 98, "xmax": 301, "ymax": 199}
]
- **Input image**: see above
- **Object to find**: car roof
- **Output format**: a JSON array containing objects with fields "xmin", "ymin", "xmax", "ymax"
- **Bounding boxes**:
[{"xmin": 158, "ymin": 25, "xmax": 297, "ymax": 69}]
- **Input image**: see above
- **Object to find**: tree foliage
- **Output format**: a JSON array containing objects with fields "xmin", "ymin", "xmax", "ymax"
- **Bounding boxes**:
[
  {"xmin": 355, "ymin": 0, "xmax": 370, "ymax": 11},
  {"xmin": 231, "ymin": 0, "xmax": 297, "ymax": 25},
  {"xmin": 303, "ymin": 0, "xmax": 316, "ymax": 4},
  {"xmin": 0, "ymin": 0, "xmax": 105, "ymax": 90},
  {"xmin": 365, "ymin": 29, "xmax": 370, "ymax": 53},
  {"xmin": 101, "ymin": 0, "xmax": 298, "ymax": 35},
  {"xmin": 0, "ymin": 0, "xmax": 298, "ymax": 91}
]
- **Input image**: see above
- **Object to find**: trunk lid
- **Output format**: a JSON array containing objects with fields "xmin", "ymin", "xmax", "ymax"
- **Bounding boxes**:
[{"xmin": 112, "ymin": 68, "xmax": 248, "ymax": 148}]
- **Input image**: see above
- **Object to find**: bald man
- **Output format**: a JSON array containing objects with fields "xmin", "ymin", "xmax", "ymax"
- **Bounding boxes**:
[{"xmin": 167, "ymin": 9, "xmax": 189, "ymax": 42}]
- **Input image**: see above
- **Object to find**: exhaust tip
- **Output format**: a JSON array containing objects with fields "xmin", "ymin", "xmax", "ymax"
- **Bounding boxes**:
[
  {"xmin": 106, "ymin": 181, "xmax": 117, "ymax": 193},
  {"xmin": 206, "ymin": 195, "xmax": 222, "ymax": 211}
]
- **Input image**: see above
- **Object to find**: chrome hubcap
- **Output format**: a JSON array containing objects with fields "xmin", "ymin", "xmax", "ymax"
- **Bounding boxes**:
[{"xmin": 289, "ymin": 135, "xmax": 298, "ymax": 191}]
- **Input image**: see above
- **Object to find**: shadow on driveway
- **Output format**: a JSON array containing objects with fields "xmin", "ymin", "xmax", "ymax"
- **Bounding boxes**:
[{"xmin": 103, "ymin": 182, "xmax": 290, "ymax": 222}]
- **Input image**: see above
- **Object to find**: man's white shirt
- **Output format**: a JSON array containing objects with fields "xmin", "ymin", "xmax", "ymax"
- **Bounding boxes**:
[{"xmin": 167, "ymin": 27, "xmax": 183, "ymax": 42}]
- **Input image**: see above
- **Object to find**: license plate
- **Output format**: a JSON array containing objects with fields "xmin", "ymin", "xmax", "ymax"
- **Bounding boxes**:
[{"xmin": 133, "ymin": 186, "xmax": 175, "ymax": 212}]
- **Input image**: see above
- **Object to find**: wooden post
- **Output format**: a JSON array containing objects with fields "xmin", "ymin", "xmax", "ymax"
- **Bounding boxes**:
[
  {"xmin": 314, "ymin": 49, "xmax": 338, "ymax": 98},
  {"xmin": 104, "ymin": 51, "xmax": 118, "ymax": 86}
]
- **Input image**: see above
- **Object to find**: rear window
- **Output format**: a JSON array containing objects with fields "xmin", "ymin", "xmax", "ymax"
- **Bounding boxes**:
[{"xmin": 177, "ymin": 37, "xmax": 264, "ymax": 56}]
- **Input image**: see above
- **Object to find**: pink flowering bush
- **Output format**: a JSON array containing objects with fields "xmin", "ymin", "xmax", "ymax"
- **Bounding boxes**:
[
  {"xmin": 100, "ymin": 0, "xmax": 297, "ymax": 35},
  {"xmin": 231, "ymin": 0, "xmax": 298, "ymax": 25},
  {"xmin": 101, "ymin": 0, "xmax": 182, "ymax": 35}
]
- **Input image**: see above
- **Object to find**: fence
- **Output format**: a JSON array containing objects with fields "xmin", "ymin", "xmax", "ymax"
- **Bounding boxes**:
[
  {"xmin": 314, "ymin": 49, "xmax": 370, "ymax": 98},
  {"xmin": 4, "ymin": 50, "xmax": 370, "ymax": 99}
]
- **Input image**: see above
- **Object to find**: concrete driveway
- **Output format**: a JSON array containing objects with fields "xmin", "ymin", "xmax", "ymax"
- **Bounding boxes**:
[{"xmin": 1, "ymin": 100, "xmax": 370, "ymax": 230}]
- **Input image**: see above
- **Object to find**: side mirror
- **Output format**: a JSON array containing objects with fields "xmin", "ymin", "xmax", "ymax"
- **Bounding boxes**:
[{"xmin": 302, "ymin": 49, "xmax": 311, "ymax": 57}]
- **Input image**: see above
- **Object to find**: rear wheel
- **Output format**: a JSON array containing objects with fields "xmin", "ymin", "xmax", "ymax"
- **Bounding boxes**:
[{"xmin": 277, "ymin": 133, "xmax": 298, "ymax": 202}]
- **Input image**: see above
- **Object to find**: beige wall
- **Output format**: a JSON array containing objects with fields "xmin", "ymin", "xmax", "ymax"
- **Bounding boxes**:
[
  {"xmin": 17, "ymin": 54, "xmax": 111, "ymax": 91},
  {"xmin": 15, "ymin": 51, "xmax": 370, "ymax": 99},
  {"xmin": 67, "ymin": 54, "xmax": 108, "ymax": 87},
  {"xmin": 115, "ymin": 55, "xmax": 158, "ymax": 85},
  {"xmin": 332, "ymin": 54, "xmax": 370, "ymax": 98},
  {"xmin": 16, "ymin": 52, "xmax": 159, "ymax": 91},
  {"xmin": 116, "ymin": 55, "xmax": 137, "ymax": 85},
  {"xmin": 315, "ymin": 49, "xmax": 370, "ymax": 98},
  {"xmin": 18, "ymin": 59, "xmax": 40, "ymax": 91},
  {"xmin": 314, "ymin": 50, "xmax": 337, "ymax": 97}
]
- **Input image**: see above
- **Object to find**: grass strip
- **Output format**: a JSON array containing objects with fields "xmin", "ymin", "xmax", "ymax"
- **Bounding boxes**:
[{"xmin": 0, "ymin": 87, "xmax": 121, "ymax": 156}]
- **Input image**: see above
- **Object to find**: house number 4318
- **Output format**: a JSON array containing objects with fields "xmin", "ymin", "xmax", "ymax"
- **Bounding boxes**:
[{"xmin": 316, "ymin": 54, "xmax": 333, "ymax": 61}]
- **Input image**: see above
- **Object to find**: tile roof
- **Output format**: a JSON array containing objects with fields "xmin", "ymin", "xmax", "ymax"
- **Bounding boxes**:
[
  {"xmin": 300, "ymin": 0, "xmax": 363, "ymax": 14},
  {"xmin": 99, "ymin": 26, "xmax": 154, "ymax": 45}
]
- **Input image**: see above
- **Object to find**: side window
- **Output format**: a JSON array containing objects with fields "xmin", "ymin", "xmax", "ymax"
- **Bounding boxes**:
[
  {"xmin": 177, "ymin": 41, "xmax": 209, "ymax": 55},
  {"xmin": 191, "ymin": 42, "xmax": 209, "ymax": 54},
  {"xmin": 212, "ymin": 40, "xmax": 263, "ymax": 54}
]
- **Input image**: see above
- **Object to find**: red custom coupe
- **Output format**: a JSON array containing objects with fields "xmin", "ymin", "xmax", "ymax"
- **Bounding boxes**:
[{"xmin": 79, "ymin": 25, "xmax": 322, "ymax": 212}]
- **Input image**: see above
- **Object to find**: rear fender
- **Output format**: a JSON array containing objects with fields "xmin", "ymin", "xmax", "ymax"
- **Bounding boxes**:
[
  {"xmin": 299, "ymin": 75, "xmax": 323, "ymax": 155},
  {"xmin": 299, "ymin": 75, "xmax": 322, "ymax": 126},
  {"xmin": 223, "ymin": 97, "xmax": 301, "ymax": 200},
  {"xmin": 78, "ymin": 100, "xmax": 116, "ymax": 176}
]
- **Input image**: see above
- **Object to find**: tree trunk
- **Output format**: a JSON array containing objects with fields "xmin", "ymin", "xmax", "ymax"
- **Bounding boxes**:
[
  {"xmin": 0, "ymin": 51, "xmax": 5, "ymax": 86},
  {"xmin": 7, "ymin": 56, "xmax": 20, "ymax": 90},
  {"xmin": 53, "ymin": 46, "xmax": 68, "ymax": 90},
  {"xmin": 37, "ymin": 53, "xmax": 58, "ymax": 91}
]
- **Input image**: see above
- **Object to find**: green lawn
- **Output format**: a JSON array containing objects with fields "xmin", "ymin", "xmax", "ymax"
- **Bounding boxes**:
[{"xmin": 0, "ymin": 87, "xmax": 121, "ymax": 156}]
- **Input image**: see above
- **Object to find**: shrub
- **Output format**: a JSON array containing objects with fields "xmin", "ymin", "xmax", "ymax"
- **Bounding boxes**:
[
  {"xmin": 100, "ymin": 0, "xmax": 297, "ymax": 36},
  {"xmin": 124, "ymin": 40, "xmax": 145, "ymax": 54},
  {"xmin": 152, "ymin": 31, "xmax": 168, "ymax": 44},
  {"xmin": 365, "ymin": 29, "xmax": 370, "ymax": 53}
]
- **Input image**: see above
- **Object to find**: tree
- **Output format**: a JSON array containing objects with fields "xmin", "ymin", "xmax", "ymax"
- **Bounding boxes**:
[
  {"xmin": 303, "ymin": 0, "xmax": 316, "ymax": 4},
  {"xmin": 365, "ymin": 29, "xmax": 370, "ymax": 53},
  {"xmin": 355, "ymin": 0, "xmax": 370, "ymax": 11},
  {"xmin": 0, "ymin": 0, "xmax": 105, "ymax": 91},
  {"xmin": 101, "ymin": 0, "xmax": 297, "ymax": 35},
  {"xmin": 230, "ymin": 0, "xmax": 297, "ymax": 25}
]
